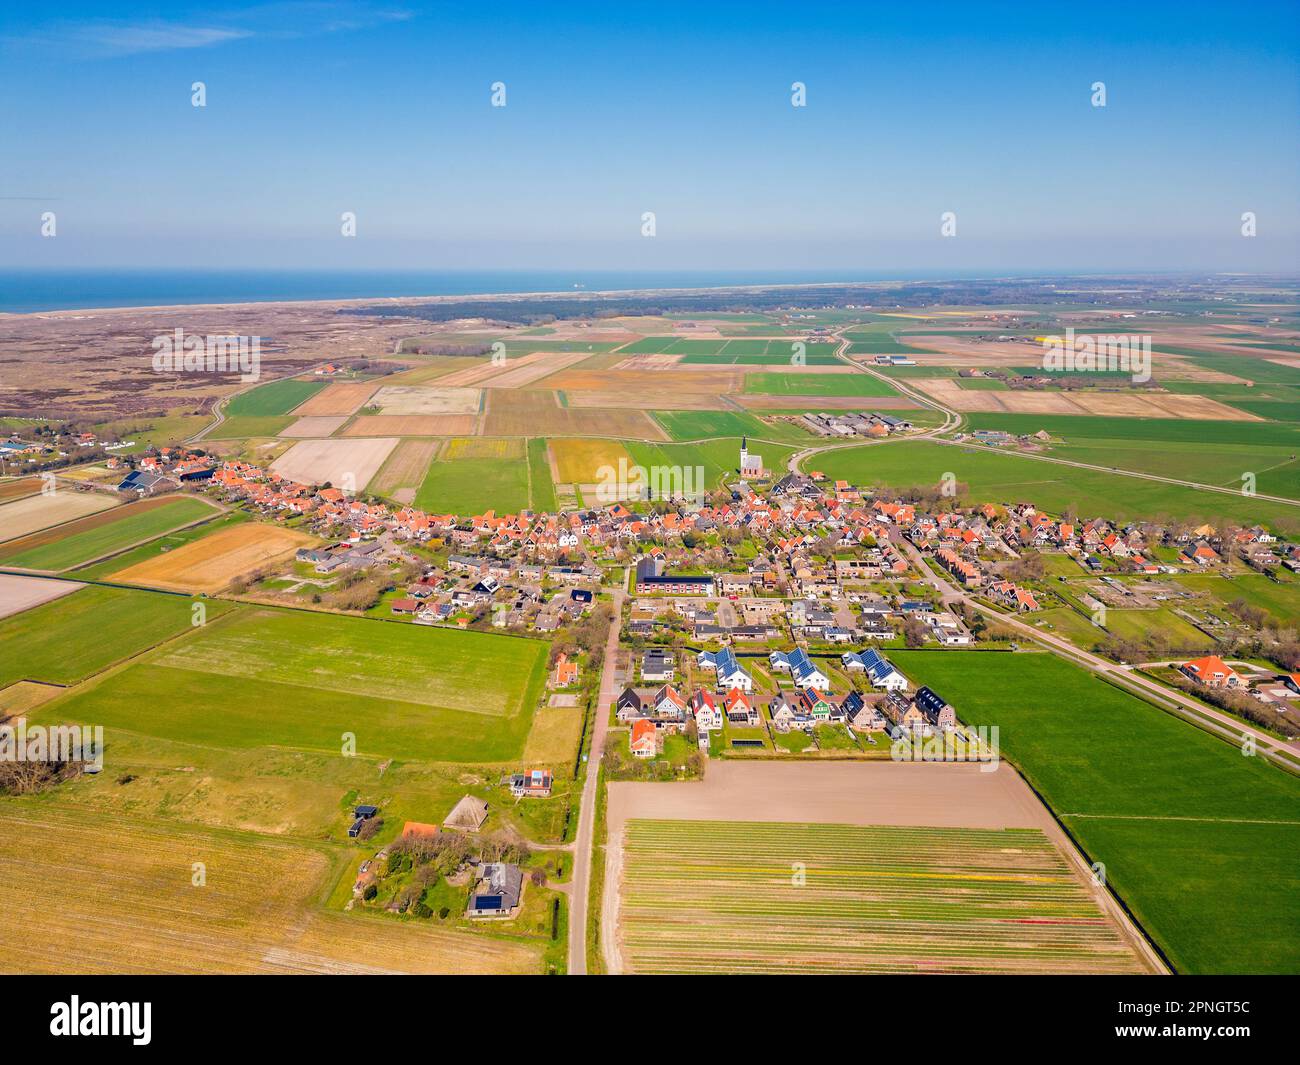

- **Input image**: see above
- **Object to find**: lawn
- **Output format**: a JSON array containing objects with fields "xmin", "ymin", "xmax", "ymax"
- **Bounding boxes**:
[
  {"xmin": 618, "ymin": 819, "xmax": 1147, "ymax": 974},
  {"xmin": 225, "ymin": 379, "xmax": 327, "ymax": 417},
  {"xmin": 47, "ymin": 606, "xmax": 550, "ymax": 763},
  {"xmin": 0, "ymin": 585, "xmax": 227, "ymax": 688},
  {"xmin": 810, "ymin": 440, "xmax": 1300, "ymax": 533},
  {"xmin": 889, "ymin": 649, "xmax": 1300, "ymax": 974},
  {"xmin": 0, "ymin": 496, "xmax": 218, "ymax": 571}
]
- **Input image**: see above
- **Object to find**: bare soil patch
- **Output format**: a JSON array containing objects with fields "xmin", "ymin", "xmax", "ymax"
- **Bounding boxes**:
[
  {"xmin": 270, "ymin": 437, "xmax": 398, "ymax": 488},
  {"xmin": 111, "ymin": 522, "xmax": 316, "ymax": 594},
  {"xmin": 280, "ymin": 416, "xmax": 347, "ymax": 438},
  {"xmin": 342, "ymin": 415, "xmax": 477, "ymax": 437},
  {"xmin": 290, "ymin": 381, "xmax": 380, "ymax": 417},
  {"xmin": 0, "ymin": 573, "xmax": 84, "ymax": 619},
  {"xmin": 0, "ymin": 492, "xmax": 119, "ymax": 543}
]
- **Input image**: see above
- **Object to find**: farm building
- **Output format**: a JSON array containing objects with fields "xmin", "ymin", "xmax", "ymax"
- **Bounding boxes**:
[{"xmin": 443, "ymin": 795, "xmax": 489, "ymax": 832}]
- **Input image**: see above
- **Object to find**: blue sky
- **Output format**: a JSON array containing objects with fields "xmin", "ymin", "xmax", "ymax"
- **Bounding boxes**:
[{"xmin": 2, "ymin": 1, "xmax": 1297, "ymax": 272}]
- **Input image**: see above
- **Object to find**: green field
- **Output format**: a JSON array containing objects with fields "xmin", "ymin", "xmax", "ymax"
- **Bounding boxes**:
[
  {"xmin": 651, "ymin": 410, "xmax": 811, "ymax": 444},
  {"xmin": 624, "ymin": 436, "xmax": 801, "ymax": 489},
  {"xmin": 415, "ymin": 453, "xmax": 531, "ymax": 514},
  {"xmin": 0, "ymin": 497, "xmax": 218, "ymax": 571},
  {"xmin": 619, "ymin": 819, "xmax": 1147, "ymax": 974},
  {"xmin": 527, "ymin": 438, "xmax": 558, "ymax": 512},
  {"xmin": 680, "ymin": 342, "xmax": 841, "ymax": 365},
  {"xmin": 225, "ymin": 379, "xmax": 327, "ymax": 417},
  {"xmin": 744, "ymin": 372, "xmax": 901, "ymax": 398},
  {"xmin": 206, "ymin": 415, "xmax": 294, "ymax": 439},
  {"xmin": 0, "ymin": 585, "xmax": 225, "ymax": 689},
  {"xmin": 958, "ymin": 413, "xmax": 1300, "ymax": 500},
  {"xmin": 46, "ymin": 605, "xmax": 550, "ymax": 763},
  {"xmin": 889, "ymin": 649, "xmax": 1300, "ymax": 974},
  {"xmin": 809, "ymin": 440, "xmax": 1300, "ymax": 532}
]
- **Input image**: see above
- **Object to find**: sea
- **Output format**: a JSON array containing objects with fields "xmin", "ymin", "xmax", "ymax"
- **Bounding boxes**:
[{"xmin": 0, "ymin": 268, "xmax": 1003, "ymax": 314}]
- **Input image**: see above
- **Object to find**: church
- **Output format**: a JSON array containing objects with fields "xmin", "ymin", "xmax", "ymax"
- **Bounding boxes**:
[{"xmin": 739, "ymin": 437, "xmax": 767, "ymax": 479}]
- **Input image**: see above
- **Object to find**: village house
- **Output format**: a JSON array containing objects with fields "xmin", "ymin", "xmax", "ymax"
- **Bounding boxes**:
[
  {"xmin": 697, "ymin": 647, "xmax": 753, "ymax": 691},
  {"xmin": 842, "ymin": 648, "xmax": 909, "ymax": 691},
  {"xmin": 1180, "ymin": 655, "xmax": 1241, "ymax": 689},
  {"xmin": 552, "ymin": 652, "xmax": 579, "ymax": 687},
  {"xmin": 467, "ymin": 862, "xmax": 524, "ymax": 919},
  {"xmin": 689, "ymin": 689, "xmax": 723, "ymax": 731},
  {"xmin": 630, "ymin": 718, "xmax": 658, "ymax": 758},
  {"xmin": 769, "ymin": 647, "xmax": 832, "ymax": 691},
  {"xmin": 509, "ymin": 769, "xmax": 553, "ymax": 798},
  {"xmin": 723, "ymin": 687, "xmax": 760, "ymax": 727},
  {"xmin": 914, "ymin": 686, "xmax": 957, "ymax": 731}
]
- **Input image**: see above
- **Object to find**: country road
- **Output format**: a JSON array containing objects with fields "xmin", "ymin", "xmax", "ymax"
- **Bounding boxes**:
[{"xmin": 567, "ymin": 575, "xmax": 625, "ymax": 975}]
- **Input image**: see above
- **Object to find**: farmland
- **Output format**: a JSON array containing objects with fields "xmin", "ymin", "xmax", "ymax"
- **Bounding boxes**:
[
  {"xmin": 415, "ymin": 447, "xmax": 532, "ymax": 513},
  {"xmin": 0, "ymin": 490, "xmax": 119, "ymax": 542},
  {"xmin": 0, "ymin": 584, "xmax": 222, "ymax": 689},
  {"xmin": 0, "ymin": 477, "xmax": 42, "ymax": 503},
  {"xmin": 0, "ymin": 804, "xmax": 543, "ymax": 974},
  {"xmin": 889, "ymin": 649, "xmax": 1300, "ymax": 974},
  {"xmin": 0, "ymin": 572, "xmax": 82, "ymax": 619},
  {"xmin": 289, "ymin": 380, "xmax": 380, "ymax": 417},
  {"xmin": 549, "ymin": 438, "xmax": 633, "ymax": 485},
  {"xmin": 47, "ymin": 605, "xmax": 549, "ymax": 763},
  {"xmin": 270, "ymin": 437, "xmax": 398, "ymax": 489},
  {"xmin": 809, "ymin": 440, "xmax": 1300, "ymax": 531},
  {"xmin": 225, "ymin": 378, "xmax": 326, "ymax": 417},
  {"xmin": 618, "ymin": 820, "xmax": 1147, "ymax": 974},
  {"xmin": 744, "ymin": 372, "xmax": 902, "ymax": 398},
  {"xmin": 0, "ymin": 496, "xmax": 219, "ymax": 571},
  {"xmin": 527, "ymin": 438, "xmax": 558, "ymax": 511},
  {"xmin": 651, "ymin": 409, "xmax": 812, "ymax": 445},
  {"xmin": 367, "ymin": 438, "xmax": 439, "ymax": 502},
  {"xmin": 111, "ymin": 521, "xmax": 315, "ymax": 593}
]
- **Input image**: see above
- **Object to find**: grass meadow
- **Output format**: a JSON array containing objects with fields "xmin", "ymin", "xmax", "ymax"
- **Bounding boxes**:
[
  {"xmin": 810, "ymin": 440, "xmax": 1300, "ymax": 532},
  {"xmin": 47, "ymin": 605, "xmax": 550, "ymax": 763},
  {"xmin": 225, "ymin": 378, "xmax": 327, "ymax": 417},
  {"xmin": 0, "ymin": 585, "xmax": 226, "ymax": 688}
]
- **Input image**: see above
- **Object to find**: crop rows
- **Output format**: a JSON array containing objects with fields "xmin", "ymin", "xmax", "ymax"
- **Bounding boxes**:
[{"xmin": 619, "ymin": 820, "xmax": 1146, "ymax": 974}]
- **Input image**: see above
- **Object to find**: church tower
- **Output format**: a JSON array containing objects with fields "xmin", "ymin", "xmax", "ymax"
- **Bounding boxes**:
[{"xmin": 740, "ymin": 435, "xmax": 748, "ymax": 470}]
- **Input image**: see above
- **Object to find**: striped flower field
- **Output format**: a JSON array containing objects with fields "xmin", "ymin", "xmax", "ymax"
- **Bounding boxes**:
[{"xmin": 619, "ymin": 820, "xmax": 1149, "ymax": 974}]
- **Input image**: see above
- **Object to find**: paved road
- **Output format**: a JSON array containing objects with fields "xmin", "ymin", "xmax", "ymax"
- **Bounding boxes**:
[
  {"xmin": 892, "ymin": 535, "xmax": 1300, "ymax": 771},
  {"xmin": 567, "ymin": 575, "xmax": 626, "ymax": 975},
  {"xmin": 783, "ymin": 332, "xmax": 962, "ymax": 474}
]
